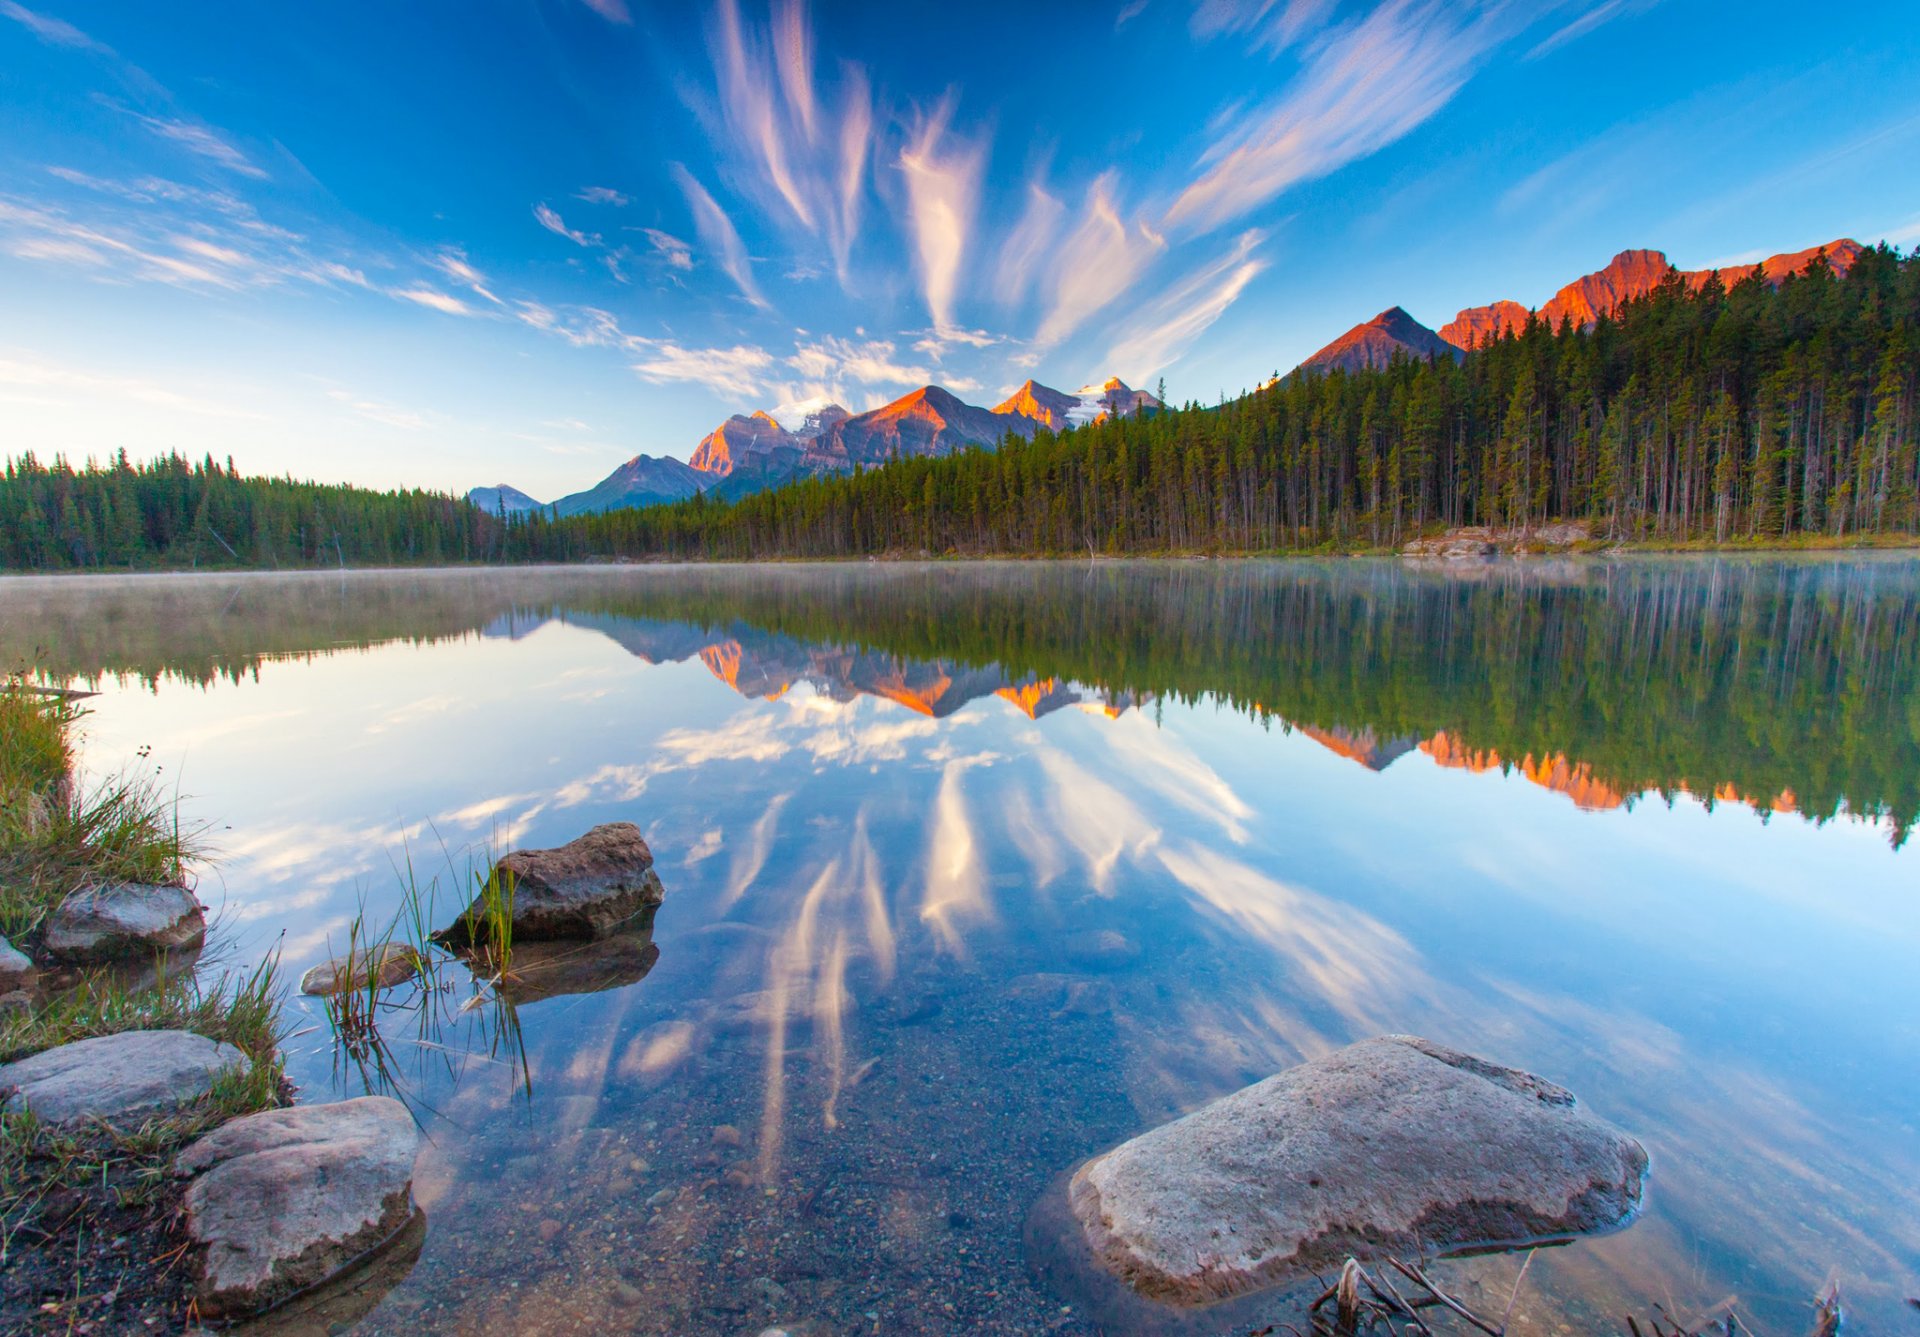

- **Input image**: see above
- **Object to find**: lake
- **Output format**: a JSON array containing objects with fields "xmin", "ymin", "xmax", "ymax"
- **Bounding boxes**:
[{"xmin": 2, "ymin": 556, "xmax": 1916, "ymax": 1336}]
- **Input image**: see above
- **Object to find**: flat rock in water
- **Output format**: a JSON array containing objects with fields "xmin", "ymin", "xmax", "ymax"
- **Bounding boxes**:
[
  {"xmin": 0, "ymin": 933, "xmax": 34, "ymax": 993},
  {"xmin": 41, "ymin": 882, "xmax": 206, "ymax": 963},
  {"xmin": 176, "ymin": 1095, "xmax": 421, "ymax": 1318},
  {"xmin": 1067, "ymin": 1036, "xmax": 1648, "ymax": 1305},
  {"xmin": 436, "ymin": 822, "xmax": 665, "ymax": 943},
  {"xmin": 300, "ymin": 943, "xmax": 422, "ymax": 997},
  {"xmin": 0, "ymin": 1029, "xmax": 246, "ymax": 1128}
]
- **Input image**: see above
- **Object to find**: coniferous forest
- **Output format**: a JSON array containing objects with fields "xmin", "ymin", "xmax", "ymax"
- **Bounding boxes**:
[{"xmin": 2, "ymin": 246, "xmax": 1916, "ymax": 570}]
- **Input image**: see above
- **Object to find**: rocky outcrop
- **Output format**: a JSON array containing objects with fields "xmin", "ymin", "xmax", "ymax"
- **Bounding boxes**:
[
  {"xmin": 1066, "ymin": 1036, "xmax": 1648, "ymax": 1305},
  {"xmin": 434, "ymin": 823, "xmax": 665, "ymax": 945},
  {"xmin": 299, "ymin": 943, "xmax": 422, "ymax": 997},
  {"xmin": 1401, "ymin": 522, "xmax": 1591, "ymax": 557},
  {"xmin": 41, "ymin": 882, "xmax": 206, "ymax": 963},
  {"xmin": 0, "ymin": 1029, "xmax": 246, "ymax": 1128},
  {"xmin": 176, "ymin": 1096, "xmax": 421, "ymax": 1319}
]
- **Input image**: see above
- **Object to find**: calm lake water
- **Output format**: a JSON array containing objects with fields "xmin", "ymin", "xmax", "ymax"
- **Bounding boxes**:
[{"xmin": 3, "ymin": 557, "xmax": 1917, "ymax": 1336}]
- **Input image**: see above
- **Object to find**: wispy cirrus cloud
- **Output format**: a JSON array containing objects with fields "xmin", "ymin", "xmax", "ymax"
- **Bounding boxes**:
[
  {"xmin": 1, "ymin": 0, "xmax": 104, "ymax": 50},
  {"xmin": 533, "ymin": 202, "xmax": 599, "ymax": 247},
  {"xmin": 1106, "ymin": 229, "xmax": 1268, "ymax": 380},
  {"xmin": 1165, "ymin": 0, "xmax": 1506, "ymax": 235},
  {"xmin": 576, "ymin": 0, "xmax": 631, "ymax": 23},
  {"xmin": 1190, "ymin": 0, "xmax": 1338, "ymax": 53},
  {"xmin": 1034, "ymin": 173, "xmax": 1167, "ymax": 348},
  {"xmin": 575, "ymin": 185, "xmax": 630, "ymax": 206},
  {"xmin": 0, "ymin": 349, "xmax": 266, "ymax": 420},
  {"xmin": 671, "ymin": 162, "xmax": 768, "ymax": 307},
  {"xmin": 898, "ymin": 96, "xmax": 986, "ymax": 336},
  {"xmin": 135, "ymin": 114, "xmax": 269, "ymax": 179},
  {"xmin": 707, "ymin": 0, "xmax": 873, "ymax": 283},
  {"xmin": 1526, "ymin": 0, "xmax": 1665, "ymax": 60}
]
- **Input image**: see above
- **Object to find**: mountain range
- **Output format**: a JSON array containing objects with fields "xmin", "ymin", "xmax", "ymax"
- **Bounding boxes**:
[
  {"xmin": 476, "ymin": 376, "xmax": 1165, "ymax": 517},
  {"xmin": 473, "ymin": 237, "xmax": 1863, "ymax": 516},
  {"xmin": 1299, "ymin": 237, "xmax": 1862, "ymax": 375}
]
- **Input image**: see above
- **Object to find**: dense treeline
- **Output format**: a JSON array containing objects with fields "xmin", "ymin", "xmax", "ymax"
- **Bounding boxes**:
[
  {"xmin": 0, "ymin": 451, "xmax": 499, "ymax": 571},
  {"xmin": 2, "ymin": 245, "xmax": 1915, "ymax": 570},
  {"xmin": 507, "ymin": 244, "xmax": 1920, "ymax": 558}
]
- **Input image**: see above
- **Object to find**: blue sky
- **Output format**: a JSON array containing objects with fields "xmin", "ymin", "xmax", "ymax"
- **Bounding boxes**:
[{"xmin": 3, "ymin": 0, "xmax": 1918, "ymax": 499}]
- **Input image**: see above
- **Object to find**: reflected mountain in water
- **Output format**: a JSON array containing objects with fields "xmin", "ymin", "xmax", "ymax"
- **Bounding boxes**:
[{"xmin": 3, "ymin": 555, "xmax": 1914, "ymax": 842}]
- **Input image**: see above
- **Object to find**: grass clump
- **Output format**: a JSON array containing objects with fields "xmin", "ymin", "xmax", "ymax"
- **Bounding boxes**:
[
  {"xmin": 0, "ymin": 676, "xmax": 288, "ymax": 1331},
  {"xmin": 0, "ymin": 678, "xmax": 195, "ymax": 943}
]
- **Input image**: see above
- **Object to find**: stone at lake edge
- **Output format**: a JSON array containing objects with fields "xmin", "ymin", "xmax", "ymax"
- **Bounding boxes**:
[
  {"xmin": 1068, "ymin": 1036, "xmax": 1648, "ymax": 1306},
  {"xmin": 0, "ymin": 933, "xmax": 35, "ymax": 993},
  {"xmin": 0, "ymin": 1029, "xmax": 246, "ymax": 1128},
  {"xmin": 434, "ymin": 822, "xmax": 665, "ymax": 943},
  {"xmin": 176, "ymin": 1095, "xmax": 421, "ymax": 1318},
  {"xmin": 300, "ymin": 943, "xmax": 422, "ymax": 997},
  {"xmin": 41, "ymin": 882, "xmax": 206, "ymax": 963}
]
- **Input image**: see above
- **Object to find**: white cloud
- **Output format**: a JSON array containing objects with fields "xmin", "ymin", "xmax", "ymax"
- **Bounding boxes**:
[
  {"xmin": 898, "ymin": 97, "xmax": 986, "ymax": 336},
  {"xmin": 640, "ymin": 227, "xmax": 693, "ymax": 270},
  {"xmin": 631, "ymin": 341, "xmax": 774, "ymax": 397},
  {"xmin": 393, "ymin": 286, "xmax": 474, "ymax": 317},
  {"xmin": 576, "ymin": 185, "xmax": 630, "ymax": 206},
  {"xmin": 787, "ymin": 336, "xmax": 929, "ymax": 388},
  {"xmin": 0, "ymin": 350, "xmax": 266, "ymax": 421},
  {"xmin": 534, "ymin": 202, "xmax": 600, "ymax": 248},
  {"xmin": 671, "ymin": 163, "xmax": 768, "ymax": 308},
  {"xmin": 577, "ymin": 0, "xmax": 631, "ymax": 22}
]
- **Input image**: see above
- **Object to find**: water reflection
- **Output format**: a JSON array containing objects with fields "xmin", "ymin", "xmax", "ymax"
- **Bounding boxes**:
[{"xmin": 1, "ymin": 557, "xmax": 1915, "ymax": 1334}]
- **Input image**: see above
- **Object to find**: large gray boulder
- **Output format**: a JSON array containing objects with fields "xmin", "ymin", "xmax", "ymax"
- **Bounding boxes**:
[
  {"xmin": 435, "ymin": 823, "xmax": 664, "ymax": 944},
  {"xmin": 0, "ymin": 1029, "xmax": 246, "ymax": 1128},
  {"xmin": 1068, "ymin": 1036, "xmax": 1648, "ymax": 1305},
  {"xmin": 0, "ymin": 933, "xmax": 35, "ymax": 993},
  {"xmin": 176, "ymin": 1095, "xmax": 421, "ymax": 1318},
  {"xmin": 41, "ymin": 882, "xmax": 206, "ymax": 963}
]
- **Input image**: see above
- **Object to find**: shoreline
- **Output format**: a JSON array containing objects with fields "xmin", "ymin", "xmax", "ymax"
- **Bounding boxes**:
[{"xmin": 0, "ymin": 529, "xmax": 1914, "ymax": 578}]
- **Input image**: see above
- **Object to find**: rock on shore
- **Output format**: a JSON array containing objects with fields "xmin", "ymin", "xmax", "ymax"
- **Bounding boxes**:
[
  {"xmin": 41, "ymin": 882, "xmax": 206, "ymax": 963},
  {"xmin": 0, "ymin": 933, "xmax": 35, "ymax": 996},
  {"xmin": 0, "ymin": 1029, "xmax": 246, "ymax": 1129},
  {"xmin": 435, "ymin": 823, "xmax": 665, "ymax": 944},
  {"xmin": 299, "ymin": 943, "xmax": 422, "ymax": 997},
  {"xmin": 1067, "ymin": 1036, "xmax": 1648, "ymax": 1305},
  {"xmin": 176, "ymin": 1095, "xmax": 422, "ymax": 1318}
]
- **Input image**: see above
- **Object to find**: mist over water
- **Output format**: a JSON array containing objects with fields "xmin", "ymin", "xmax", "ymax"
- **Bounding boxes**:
[{"xmin": 3, "ymin": 556, "xmax": 1916, "ymax": 1335}]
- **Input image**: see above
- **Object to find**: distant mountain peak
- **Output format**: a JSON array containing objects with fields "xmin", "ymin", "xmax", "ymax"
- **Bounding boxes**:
[
  {"xmin": 996, "ymin": 376, "xmax": 1163, "ymax": 430},
  {"xmin": 467, "ymin": 483, "xmax": 546, "ymax": 514},
  {"xmin": 1295, "ymin": 307, "xmax": 1462, "ymax": 378}
]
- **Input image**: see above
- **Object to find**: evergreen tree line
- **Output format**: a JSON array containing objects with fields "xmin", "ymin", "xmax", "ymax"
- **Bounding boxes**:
[
  {"xmin": 1, "ymin": 244, "xmax": 1914, "ymax": 569},
  {"xmin": 504, "ymin": 244, "xmax": 1920, "ymax": 558},
  {"xmin": 0, "ymin": 451, "xmax": 500, "ymax": 571}
]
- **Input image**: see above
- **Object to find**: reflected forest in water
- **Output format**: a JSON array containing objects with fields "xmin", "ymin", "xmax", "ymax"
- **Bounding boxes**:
[{"xmin": 5, "ymin": 554, "xmax": 1915, "ymax": 846}]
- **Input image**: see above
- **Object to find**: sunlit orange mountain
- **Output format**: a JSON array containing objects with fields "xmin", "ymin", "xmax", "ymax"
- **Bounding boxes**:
[
  {"xmin": 1439, "ymin": 239, "xmax": 1864, "ymax": 348},
  {"xmin": 814, "ymin": 386, "xmax": 1038, "ymax": 468},
  {"xmin": 1294, "ymin": 723, "xmax": 1418, "ymax": 771}
]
